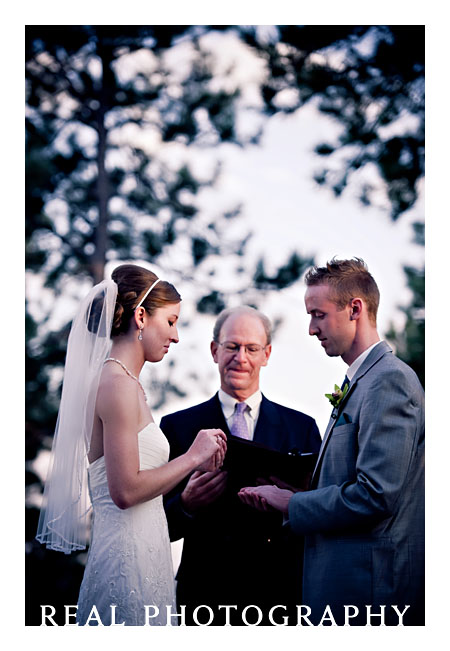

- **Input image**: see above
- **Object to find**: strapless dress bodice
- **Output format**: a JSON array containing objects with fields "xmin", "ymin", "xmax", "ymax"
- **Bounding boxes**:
[{"xmin": 87, "ymin": 422, "xmax": 170, "ymax": 502}]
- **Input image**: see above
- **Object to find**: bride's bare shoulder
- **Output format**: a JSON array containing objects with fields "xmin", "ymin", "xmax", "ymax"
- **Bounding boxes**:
[{"xmin": 97, "ymin": 367, "xmax": 140, "ymax": 411}]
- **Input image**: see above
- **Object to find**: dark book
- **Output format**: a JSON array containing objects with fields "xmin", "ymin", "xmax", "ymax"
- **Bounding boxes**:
[{"xmin": 223, "ymin": 435, "xmax": 318, "ymax": 492}]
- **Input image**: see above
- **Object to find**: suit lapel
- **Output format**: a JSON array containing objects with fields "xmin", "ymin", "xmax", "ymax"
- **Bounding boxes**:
[
  {"xmin": 311, "ymin": 341, "xmax": 392, "ymax": 486},
  {"xmin": 350, "ymin": 340, "xmax": 392, "ymax": 384},
  {"xmin": 208, "ymin": 393, "xmax": 231, "ymax": 435},
  {"xmin": 253, "ymin": 395, "xmax": 285, "ymax": 449}
]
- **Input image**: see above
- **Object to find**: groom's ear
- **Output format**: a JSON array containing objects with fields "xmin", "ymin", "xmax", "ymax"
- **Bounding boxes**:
[{"xmin": 349, "ymin": 298, "xmax": 363, "ymax": 320}]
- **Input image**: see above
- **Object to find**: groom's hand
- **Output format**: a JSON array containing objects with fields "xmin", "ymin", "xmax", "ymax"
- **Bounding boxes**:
[
  {"xmin": 181, "ymin": 469, "xmax": 228, "ymax": 513},
  {"xmin": 268, "ymin": 475, "xmax": 307, "ymax": 492},
  {"xmin": 256, "ymin": 476, "xmax": 305, "ymax": 493},
  {"xmin": 238, "ymin": 485, "xmax": 293, "ymax": 515}
]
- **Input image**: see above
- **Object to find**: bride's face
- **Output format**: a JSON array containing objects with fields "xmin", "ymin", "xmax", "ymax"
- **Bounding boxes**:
[{"xmin": 143, "ymin": 303, "xmax": 180, "ymax": 362}]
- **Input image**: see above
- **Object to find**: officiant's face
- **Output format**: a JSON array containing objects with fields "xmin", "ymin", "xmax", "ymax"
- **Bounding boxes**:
[{"xmin": 211, "ymin": 313, "xmax": 272, "ymax": 400}]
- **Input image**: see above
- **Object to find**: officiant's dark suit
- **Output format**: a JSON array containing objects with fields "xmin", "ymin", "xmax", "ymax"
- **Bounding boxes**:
[{"xmin": 161, "ymin": 306, "xmax": 321, "ymax": 625}]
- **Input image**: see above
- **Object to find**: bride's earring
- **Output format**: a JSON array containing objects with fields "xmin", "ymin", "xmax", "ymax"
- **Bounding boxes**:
[{"xmin": 138, "ymin": 326, "xmax": 143, "ymax": 341}]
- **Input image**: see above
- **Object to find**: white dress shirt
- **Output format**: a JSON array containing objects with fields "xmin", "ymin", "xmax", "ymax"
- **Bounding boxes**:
[
  {"xmin": 346, "ymin": 340, "xmax": 382, "ymax": 381},
  {"xmin": 218, "ymin": 388, "xmax": 262, "ymax": 440}
]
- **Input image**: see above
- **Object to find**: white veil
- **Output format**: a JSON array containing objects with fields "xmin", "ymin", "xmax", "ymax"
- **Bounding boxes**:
[{"xmin": 36, "ymin": 279, "xmax": 118, "ymax": 553}]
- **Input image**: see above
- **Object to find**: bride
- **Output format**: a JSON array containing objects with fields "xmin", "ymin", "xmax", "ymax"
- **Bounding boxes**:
[{"xmin": 36, "ymin": 264, "xmax": 226, "ymax": 625}]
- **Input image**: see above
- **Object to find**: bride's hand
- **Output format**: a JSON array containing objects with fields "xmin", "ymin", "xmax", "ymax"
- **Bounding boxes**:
[{"xmin": 188, "ymin": 429, "xmax": 227, "ymax": 472}]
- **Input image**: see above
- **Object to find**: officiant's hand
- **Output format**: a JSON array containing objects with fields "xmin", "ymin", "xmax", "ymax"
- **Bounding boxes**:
[
  {"xmin": 181, "ymin": 469, "xmax": 228, "ymax": 513},
  {"xmin": 238, "ymin": 485, "xmax": 293, "ymax": 515}
]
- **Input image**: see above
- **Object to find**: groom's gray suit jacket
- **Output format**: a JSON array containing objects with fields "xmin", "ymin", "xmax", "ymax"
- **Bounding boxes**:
[{"xmin": 288, "ymin": 341, "xmax": 425, "ymax": 625}]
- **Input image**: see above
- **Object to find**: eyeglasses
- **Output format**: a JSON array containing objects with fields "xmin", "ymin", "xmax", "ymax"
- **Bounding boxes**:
[{"xmin": 218, "ymin": 341, "xmax": 267, "ymax": 356}]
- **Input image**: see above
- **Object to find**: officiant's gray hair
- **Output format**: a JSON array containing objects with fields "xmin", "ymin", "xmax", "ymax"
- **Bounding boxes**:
[{"xmin": 213, "ymin": 306, "xmax": 273, "ymax": 345}]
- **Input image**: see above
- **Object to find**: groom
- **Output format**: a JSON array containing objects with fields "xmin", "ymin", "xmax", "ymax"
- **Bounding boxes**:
[
  {"xmin": 161, "ymin": 306, "xmax": 321, "ymax": 625},
  {"xmin": 239, "ymin": 258, "xmax": 425, "ymax": 625}
]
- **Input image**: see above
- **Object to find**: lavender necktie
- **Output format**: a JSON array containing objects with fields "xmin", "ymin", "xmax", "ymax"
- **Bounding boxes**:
[{"xmin": 230, "ymin": 402, "xmax": 250, "ymax": 439}]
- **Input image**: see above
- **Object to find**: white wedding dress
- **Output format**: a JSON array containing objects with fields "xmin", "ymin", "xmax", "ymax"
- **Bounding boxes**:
[{"xmin": 76, "ymin": 423, "xmax": 177, "ymax": 626}]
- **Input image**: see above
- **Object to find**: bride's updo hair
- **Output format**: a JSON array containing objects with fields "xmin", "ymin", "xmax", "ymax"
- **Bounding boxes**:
[{"xmin": 111, "ymin": 264, "xmax": 181, "ymax": 337}]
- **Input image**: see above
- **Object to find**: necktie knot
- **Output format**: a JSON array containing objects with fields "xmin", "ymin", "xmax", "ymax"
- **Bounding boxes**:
[{"xmin": 235, "ymin": 402, "xmax": 247, "ymax": 414}]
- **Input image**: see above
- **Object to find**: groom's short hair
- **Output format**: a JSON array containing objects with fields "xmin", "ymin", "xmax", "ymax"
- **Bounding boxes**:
[{"xmin": 305, "ymin": 257, "xmax": 380, "ymax": 325}]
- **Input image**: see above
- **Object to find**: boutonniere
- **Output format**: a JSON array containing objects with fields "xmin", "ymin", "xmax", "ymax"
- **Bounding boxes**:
[{"xmin": 325, "ymin": 383, "xmax": 349, "ymax": 408}]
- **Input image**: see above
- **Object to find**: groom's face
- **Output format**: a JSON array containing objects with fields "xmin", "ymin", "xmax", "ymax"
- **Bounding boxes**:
[{"xmin": 305, "ymin": 283, "xmax": 355, "ymax": 359}]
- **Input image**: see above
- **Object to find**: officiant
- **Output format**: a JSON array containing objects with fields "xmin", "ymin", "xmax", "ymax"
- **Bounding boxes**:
[{"xmin": 161, "ymin": 306, "xmax": 321, "ymax": 625}]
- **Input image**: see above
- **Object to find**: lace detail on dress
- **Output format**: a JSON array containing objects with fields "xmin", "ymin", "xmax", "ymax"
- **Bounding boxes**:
[{"xmin": 76, "ymin": 423, "xmax": 177, "ymax": 626}]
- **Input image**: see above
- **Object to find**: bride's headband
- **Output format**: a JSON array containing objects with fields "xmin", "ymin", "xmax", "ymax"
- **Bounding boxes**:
[{"xmin": 135, "ymin": 278, "xmax": 161, "ymax": 310}]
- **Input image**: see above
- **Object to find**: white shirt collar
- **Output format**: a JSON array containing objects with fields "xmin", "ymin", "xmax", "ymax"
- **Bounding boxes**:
[
  {"xmin": 346, "ymin": 340, "xmax": 382, "ymax": 381},
  {"xmin": 218, "ymin": 388, "xmax": 262, "ymax": 421}
]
